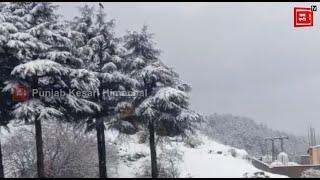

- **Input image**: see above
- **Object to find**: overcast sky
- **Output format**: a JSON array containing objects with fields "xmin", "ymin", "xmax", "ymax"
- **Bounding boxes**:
[{"xmin": 56, "ymin": 2, "xmax": 320, "ymax": 135}]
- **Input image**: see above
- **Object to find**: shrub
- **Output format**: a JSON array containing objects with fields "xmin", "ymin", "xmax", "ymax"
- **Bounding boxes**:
[{"xmin": 3, "ymin": 121, "xmax": 118, "ymax": 178}]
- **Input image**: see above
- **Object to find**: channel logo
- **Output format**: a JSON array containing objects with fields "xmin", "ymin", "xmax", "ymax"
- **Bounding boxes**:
[
  {"xmin": 11, "ymin": 84, "xmax": 29, "ymax": 102},
  {"xmin": 294, "ymin": 6, "xmax": 316, "ymax": 28}
]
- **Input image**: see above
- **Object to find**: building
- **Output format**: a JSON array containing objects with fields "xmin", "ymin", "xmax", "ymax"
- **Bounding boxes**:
[{"xmin": 308, "ymin": 146, "xmax": 320, "ymax": 165}]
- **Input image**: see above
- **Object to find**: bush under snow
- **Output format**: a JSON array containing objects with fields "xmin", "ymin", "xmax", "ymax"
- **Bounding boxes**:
[
  {"xmin": 301, "ymin": 168, "xmax": 320, "ymax": 178},
  {"xmin": 2, "ymin": 121, "xmax": 118, "ymax": 178}
]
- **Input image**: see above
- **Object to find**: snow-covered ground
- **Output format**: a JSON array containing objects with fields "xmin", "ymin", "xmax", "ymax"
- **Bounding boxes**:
[
  {"xmin": 1, "ymin": 124, "xmax": 287, "ymax": 178},
  {"xmin": 114, "ymin": 132, "xmax": 288, "ymax": 178}
]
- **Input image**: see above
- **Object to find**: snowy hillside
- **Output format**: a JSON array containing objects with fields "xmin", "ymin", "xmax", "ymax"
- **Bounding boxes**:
[
  {"xmin": 112, "ymin": 131, "xmax": 287, "ymax": 178},
  {"xmin": 203, "ymin": 114, "xmax": 308, "ymax": 162}
]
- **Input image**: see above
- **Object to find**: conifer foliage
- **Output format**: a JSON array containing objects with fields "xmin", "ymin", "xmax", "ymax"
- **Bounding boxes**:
[
  {"xmin": 70, "ymin": 5, "xmax": 139, "ymax": 178},
  {"xmin": 0, "ymin": 2, "xmax": 201, "ymax": 178},
  {"xmin": 1, "ymin": 2, "xmax": 100, "ymax": 178}
]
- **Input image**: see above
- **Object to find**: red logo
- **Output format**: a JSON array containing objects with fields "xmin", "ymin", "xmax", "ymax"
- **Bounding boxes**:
[
  {"xmin": 294, "ymin": 7, "xmax": 314, "ymax": 27},
  {"xmin": 11, "ymin": 85, "xmax": 29, "ymax": 102}
]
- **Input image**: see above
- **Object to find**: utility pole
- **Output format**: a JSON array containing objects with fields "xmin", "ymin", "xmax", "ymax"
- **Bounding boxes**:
[
  {"xmin": 265, "ymin": 136, "xmax": 289, "ymax": 161},
  {"xmin": 271, "ymin": 139, "xmax": 275, "ymax": 161},
  {"xmin": 279, "ymin": 137, "xmax": 289, "ymax": 152},
  {"xmin": 265, "ymin": 138, "xmax": 276, "ymax": 161},
  {"xmin": 308, "ymin": 127, "xmax": 317, "ymax": 146}
]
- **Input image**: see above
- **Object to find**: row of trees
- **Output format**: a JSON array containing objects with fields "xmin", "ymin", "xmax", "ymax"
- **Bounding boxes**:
[
  {"xmin": 0, "ymin": 2, "xmax": 201, "ymax": 178},
  {"xmin": 203, "ymin": 113, "xmax": 308, "ymax": 162}
]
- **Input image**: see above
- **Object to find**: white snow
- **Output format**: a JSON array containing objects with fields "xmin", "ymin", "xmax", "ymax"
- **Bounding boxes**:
[
  {"xmin": 177, "ymin": 135, "xmax": 284, "ymax": 178},
  {"xmin": 102, "ymin": 62, "xmax": 117, "ymax": 72},
  {"xmin": 11, "ymin": 59, "xmax": 68, "ymax": 79},
  {"xmin": 11, "ymin": 99, "xmax": 63, "ymax": 123},
  {"xmin": 0, "ymin": 22, "xmax": 18, "ymax": 33},
  {"xmin": 135, "ymin": 87, "xmax": 189, "ymax": 118},
  {"xmin": 154, "ymin": 87, "xmax": 187, "ymax": 102},
  {"xmin": 9, "ymin": 32, "xmax": 34, "ymax": 41},
  {"xmin": 177, "ymin": 110, "xmax": 201, "ymax": 122},
  {"xmin": 65, "ymin": 94, "xmax": 101, "ymax": 113}
]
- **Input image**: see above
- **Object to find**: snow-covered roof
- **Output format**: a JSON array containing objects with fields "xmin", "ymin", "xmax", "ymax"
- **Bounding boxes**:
[
  {"xmin": 301, "ymin": 155, "xmax": 310, "ymax": 157},
  {"xmin": 309, "ymin": 145, "xmax": 320, "ymax": 149}
]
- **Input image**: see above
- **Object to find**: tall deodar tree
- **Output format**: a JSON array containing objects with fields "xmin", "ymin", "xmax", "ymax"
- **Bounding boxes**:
[
  {"xmin": 124, "ymin": 26, "xmax": 202, "ymax": 178},
  {"xmin": 2, "ymin": 2, "xmax": 100, "ymax": 178},
  {"xmin": 0, "ymin": 2, "xmax": 37, "ymax": 177},
  {"xmin": 69, "ymin": 5, "xmax": 138, "ymax": 178}
]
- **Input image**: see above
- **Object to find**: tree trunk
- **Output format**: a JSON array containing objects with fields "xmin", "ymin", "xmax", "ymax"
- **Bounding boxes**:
[
  {"xmin": 35, "ymin": 119, "xmax": 45, "ymax": 178},
  {"xmin": 96, "ymin": 118, "xmax": 107, "ymax": 178},
  {"xmin": 149, "ymin": 120, "xmax": 158, "ymax": 178},
  {"xmin": 0, "ymin": 138, "xmax": 4, "ymax": 178}
]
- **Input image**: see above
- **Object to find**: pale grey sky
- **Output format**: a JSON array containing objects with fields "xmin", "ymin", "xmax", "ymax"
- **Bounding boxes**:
[{"xmin": 56, "ymin": 2, "xmax": 320, "ymax": 135}]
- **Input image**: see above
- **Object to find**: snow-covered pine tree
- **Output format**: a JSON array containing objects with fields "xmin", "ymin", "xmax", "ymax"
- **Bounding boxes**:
[
  {"xmin": 69, "ymin": 5, "xmax": 138, "ymax": 178},
  {"xmin": 1, "ymin": 3, "xmax": 60, "ymax": 178},
  {"xmin": 67, "ymin": 5, "xmax": 96, "ymax": 63},
  {"xmin": 1, "ymin": 2, "xmax": 100, "ymax": 177},
  {"xmin": 0, "ymin": 3, "xmax": 37, "ymax": 177},
  {"xmin": 0, "ymin": 4, "xmax": 7, "ymax": 178},
  {"xmin": 124, "ymin": 26, "xmax": 202, "ymax": 178}
]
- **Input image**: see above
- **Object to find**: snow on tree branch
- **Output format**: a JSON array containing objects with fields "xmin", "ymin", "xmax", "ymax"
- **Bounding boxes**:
[
  {"xmin": 65, "ymin": 94, "xmax": 101, "ymax": 114},
  {"xmin": 11, "ymin": 99, "xmax": 63, "ymax": 124},
  {"xmin": 11, "ymin": 59, "xmax": 68, "ymax": 79}
]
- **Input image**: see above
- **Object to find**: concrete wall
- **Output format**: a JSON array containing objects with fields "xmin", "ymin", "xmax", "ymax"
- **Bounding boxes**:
[
  {"xmin": 251, "ymin": 158, "xmax": 320, "ymax": 178},
  {"xmin": 300, "ymin": 155, "xmax": 310, "ymax": 165}
]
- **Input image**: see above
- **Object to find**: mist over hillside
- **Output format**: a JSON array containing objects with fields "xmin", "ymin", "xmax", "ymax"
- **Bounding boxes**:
[{"xmin": 202, "ymin": 113, "xmax": 309, "ymax": 162}]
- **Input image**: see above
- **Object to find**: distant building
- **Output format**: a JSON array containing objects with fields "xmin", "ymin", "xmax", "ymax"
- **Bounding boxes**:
[{"xmin": 308, "ymin": 146, "xmax": 320, "ymax": 165}]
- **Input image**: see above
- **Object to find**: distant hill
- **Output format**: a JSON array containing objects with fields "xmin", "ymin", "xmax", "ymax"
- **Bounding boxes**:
[{"xmin": 202, "ymin": 113, "xmax": 309, "ymax": 162}]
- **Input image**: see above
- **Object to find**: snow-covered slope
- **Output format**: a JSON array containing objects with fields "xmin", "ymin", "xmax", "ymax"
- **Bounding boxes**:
[{"xmin": 114, "ymin": 132, "xmax": 287, "ymax": 178}]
